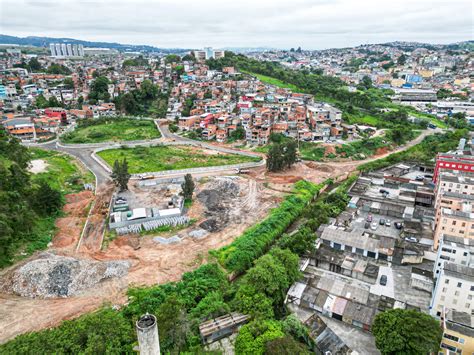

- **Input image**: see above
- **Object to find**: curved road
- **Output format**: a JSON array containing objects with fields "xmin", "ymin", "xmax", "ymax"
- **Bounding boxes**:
[{"xmin": 26, "ymin": 122, "xmax": 442, "ymax": 189}]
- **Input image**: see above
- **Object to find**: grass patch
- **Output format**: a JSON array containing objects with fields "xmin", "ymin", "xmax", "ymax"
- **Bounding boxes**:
[
  {"xmin": 61, "ymin": 117, "xmax": 161, "ymax": 143},
  {"xmin": 243, "ymin": 71, "xmax": 304, "ymax": 92},
  {"xmin": 29, "ymin": 148, "xmax": 95, "ymax": 193},
  {"xmin": 97, "ymin": 145, "xmax": 261, "ymax": 174}
]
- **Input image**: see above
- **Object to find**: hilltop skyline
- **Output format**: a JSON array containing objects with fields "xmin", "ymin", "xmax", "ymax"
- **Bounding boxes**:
[{"xmin": 1, "ymin": 0, "xmax": 472, "ymax": 50}]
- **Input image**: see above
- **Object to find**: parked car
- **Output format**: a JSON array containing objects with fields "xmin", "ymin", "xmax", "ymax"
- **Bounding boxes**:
[
  {"xmin": 395, "ymin": 222, "xmax": 403, "ymax": 229},
  {"xmin": 405, "ymin": 236, "xmax": 418, "ymax": 243},
  {"xmin": 366, "ymin": 214, "xmax": 373, "ymax": 222},
  {"xmin": 371, "ymin": 223, "xmax": 377, "ymax": 230},
  {"xmin": 385, "ymin": 219, "xmax": 391, "ymax": 227},
  {"xmin": 415, "ymin": 175, "xmax": 424, "ymax": 181},
  {"xmin": 379, "ymin": 218, "xmax": 386, "ymax": 225},
  {"xmin": 380, "ymin": 275, "xmax": 388, "ymax": 286},
  {"xmin": 364, "ymin": 221, "xmax": 370, "ymax": 229}
]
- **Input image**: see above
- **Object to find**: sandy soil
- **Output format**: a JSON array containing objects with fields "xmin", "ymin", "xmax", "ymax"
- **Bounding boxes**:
[{"xmin": 28, "ymin": 159, "xmax": 49, "ymax": 174}]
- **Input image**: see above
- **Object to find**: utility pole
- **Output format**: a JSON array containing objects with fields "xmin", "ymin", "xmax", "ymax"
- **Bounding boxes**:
[{"xmin": 136, "ymin": 313, "xmax": 160, "ymax": 355}]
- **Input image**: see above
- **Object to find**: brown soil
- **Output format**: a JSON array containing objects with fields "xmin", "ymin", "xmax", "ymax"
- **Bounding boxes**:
[{"xmin": 52, "ymin": 191, "xmax": 94, "ymax": 250}]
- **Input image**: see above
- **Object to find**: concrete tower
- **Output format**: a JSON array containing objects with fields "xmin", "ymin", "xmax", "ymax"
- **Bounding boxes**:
[{"xmin": 136, "ymin": 313, "xmax": 160, "ymax": 355}]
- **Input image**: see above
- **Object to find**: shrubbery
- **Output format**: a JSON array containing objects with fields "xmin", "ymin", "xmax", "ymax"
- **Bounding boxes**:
[{"xmin": 213, "ymin": 180, "xmax": 325, "ymax": 273}]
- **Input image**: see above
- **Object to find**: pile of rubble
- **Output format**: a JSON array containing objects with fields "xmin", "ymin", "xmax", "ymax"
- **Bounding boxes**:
[
  {"xmin": 0, "ymin": 252, "xmax": 131, "ymax": 299},
  {"xmin": 197, "ymin": 177, "xmax": 240, "ymax": 232}
]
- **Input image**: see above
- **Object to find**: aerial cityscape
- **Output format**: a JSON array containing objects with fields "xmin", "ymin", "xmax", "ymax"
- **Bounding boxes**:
[{"xmin": 0, "ymin": 0, "xmax": 473, "ymax": 354}]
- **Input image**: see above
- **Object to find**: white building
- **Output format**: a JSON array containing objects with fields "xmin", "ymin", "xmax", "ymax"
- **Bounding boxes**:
[{"xmin": 430, "ymin": 262, "xmax": 474, "ymax": 317}]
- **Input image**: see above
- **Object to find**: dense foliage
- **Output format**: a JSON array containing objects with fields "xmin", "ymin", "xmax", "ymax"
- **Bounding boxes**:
[
  {"xmin": 0, "ymin": 130, "xmax": 63, "ymax": 267},
  {"xmin": 266, "ymin": 140, "xmax": 298, "ymax": 171},
  {"xmin": 0, "ymin": 308, "xmax": 135, "ymax": 354},
  {"xmin": 88, "ymin": 76, "xmax": 111, "ymax": 104},
  {"xmin": 213, "ymin": 180, "xmax": 324, "ymax": 273},
  {"xmin": 111, "ymin": 158, "xmax": 131, "ymax": 191},
  {"xmin": 372, "ymin": 309, "xmax": 442, "ymax": 355},
  {"xmin": 114, "ymin": 79, "xmax": 169, "ymax": 117},
  {"xmin": 358, "ymin": 129, "xmax": 468, "ymax": 172}
]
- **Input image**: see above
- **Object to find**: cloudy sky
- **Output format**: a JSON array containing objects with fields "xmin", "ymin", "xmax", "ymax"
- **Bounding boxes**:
[{"xmin": 1, "ymin": 0, "xmax": 473, "ymax": 49}]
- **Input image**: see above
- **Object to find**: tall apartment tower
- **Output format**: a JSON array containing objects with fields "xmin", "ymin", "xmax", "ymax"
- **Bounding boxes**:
[{"xmin": 136, "ymin": 314, "xmax": 160, "ymax": 355}]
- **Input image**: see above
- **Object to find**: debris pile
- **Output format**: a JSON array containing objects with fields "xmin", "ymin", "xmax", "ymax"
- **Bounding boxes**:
[
  {"xmin": 1, "ymin": 253, "xmax": 131, "ymax": 299},
  {"xmin": 197, "ymin": 177, "xmax": 240, "ymax": 232}
]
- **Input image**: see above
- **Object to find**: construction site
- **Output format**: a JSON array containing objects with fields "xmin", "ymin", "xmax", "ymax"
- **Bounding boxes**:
[{"xmin": 0, "ymin": 130, "xmax": 422, "ymax": 344}]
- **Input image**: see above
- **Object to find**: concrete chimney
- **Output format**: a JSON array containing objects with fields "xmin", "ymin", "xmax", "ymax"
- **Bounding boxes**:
[{"xmin": 136, "ymin": 313, "xmax": 160, "ymax": 355}]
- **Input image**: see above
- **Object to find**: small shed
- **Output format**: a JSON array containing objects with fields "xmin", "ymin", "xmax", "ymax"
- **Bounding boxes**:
[{"xmin": 199, "ymin": 313, "xmax": 249, "ymax": 344}]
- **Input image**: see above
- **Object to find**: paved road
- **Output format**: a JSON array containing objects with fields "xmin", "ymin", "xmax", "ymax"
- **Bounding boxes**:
[{"xmin": 25, "ymin": 123, "xmax": 442, "ymax": 189}]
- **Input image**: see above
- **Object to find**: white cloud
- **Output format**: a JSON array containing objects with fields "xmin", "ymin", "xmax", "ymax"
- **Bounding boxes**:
[{"xmin": 0, "ymin": 0, "xmax": 472, "ymax": 49}]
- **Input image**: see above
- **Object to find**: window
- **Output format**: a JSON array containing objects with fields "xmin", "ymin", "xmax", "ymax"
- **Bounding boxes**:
[
  {"xmin": 470, "ymin": 286, "xmax": 474, "ymax": 291},
  {"xmin": 464, "ymin": 252, "xmax": 468, "ymax": 256},
  {"xmin": 455, "ymin": 291, "xmax": 460, "ymax": 296},
  {"xmin": 441, "ymin": 296, "xmax": 445, "ymax": 301},
  {"xmin": 453, "ymin": 299, "xmax": 458, "ymax": 304},
  {"xmin": 466, "ymin": 303, "xmax": 470, "ymax": 309},
  {"xmin": 468, "ymin": 295, "xmax": 472, "ymax": 300},
  {"xmin": 445, "ymin": 279, "xmax": 450, "ymax": 284},
  {"xmin": 444, "ymin": 333, "xmax": 459, "ymax": 342},
  {"xmin": 443, "ymin": 287, "xmax": 447, "ymax": 293},
  {"xmin": 457, "ymin": 282, "xmax": 462, "ymax": 288}
]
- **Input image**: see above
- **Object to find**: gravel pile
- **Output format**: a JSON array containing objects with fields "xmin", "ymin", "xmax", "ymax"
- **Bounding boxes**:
[{"xmin": 2, "ymin": 252, "xmax": 131, "ymax": 299}]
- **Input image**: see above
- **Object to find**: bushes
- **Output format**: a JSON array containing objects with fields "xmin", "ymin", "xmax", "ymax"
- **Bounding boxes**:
[
  {"xmin": 214, "ymin": 180, "xmax": 324, "ymax": 273},
  {"xmin": 0, "ymin": 308, "xmax": 134, "ymax": 355},
  {"xmin": 358, "ymin": 129, "xmax": 468, "ymax": 172},
  {"xmin": 235, "ymin": 320, "xmax": 285, "ymax": 355}
]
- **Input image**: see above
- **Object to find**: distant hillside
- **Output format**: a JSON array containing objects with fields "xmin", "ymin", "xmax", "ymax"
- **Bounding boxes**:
[{"xmin": 0, "ymin": 34, "xmax": 189, "ymax": 53}]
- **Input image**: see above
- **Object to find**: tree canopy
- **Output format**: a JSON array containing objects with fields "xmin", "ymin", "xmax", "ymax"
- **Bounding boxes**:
[{"xmin": 372, "ymin": 309, "xmax": 442, "ymax": 355}]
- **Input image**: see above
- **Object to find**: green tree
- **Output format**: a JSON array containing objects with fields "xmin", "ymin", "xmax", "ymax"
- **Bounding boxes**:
[
  {"xmin": 372, "ymin": 309, "xmax": 442, "ymax": 355},
  {"xmin": 360, "ymin": 75, "xmax": 373, "ymax": 90},
  {"xmin": 77, "ymin": 95, "xmax": 84, "ymax": 109},
  {"xmin": 48, "ymin": 96, "xmax": 62, "ymax": 107},
  {"xmin": 397, "ymin": 54, "xmax": 407, "ymax": 65},
  {"xmin": 156, "ymin": 296, "xmax": 191, "ymax": 353},
  {"xmin": 31, "ymin": 181, "xmax": 63, "ymax": 216},
  {"xmin": 88, "ymin": 76, "xmax": 110, "ymax": 104},
  {"xmin": 111, "ymin": 159, "xmax": 131, "ymax": 191},
  {"xmin": 28, "ymin": 57, "xmax": 43, "ymax": 72},
  {"xmin": 35, "ymin": 94, "xmax": 49, "ymax": 109},
  {"xmin": 235, "ymin": 320, "xmax": 285, "ymax": 355},
  {"xmin": 181, "ymin": 173, "xmax": 195, "ymax": 201},
  {"xmin": 190, "ymin": 291, "xmax": 230, "ymax": 321},
  {"xmin": 63, "ymin": 78, "xmax": 74, "ymax": 89},
  {"xmin": 165, "ymin": 54, "xmax": 181, "ymax": 64},
  {"xmin": 264, "ymin": 336, "xmax": 310, "ymax": 355}
]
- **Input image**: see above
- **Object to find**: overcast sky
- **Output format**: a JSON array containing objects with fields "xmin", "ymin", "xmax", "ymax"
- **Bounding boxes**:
[{"xmin": 1, "ymin": 0, "xmax": 473, "ymax": 49}]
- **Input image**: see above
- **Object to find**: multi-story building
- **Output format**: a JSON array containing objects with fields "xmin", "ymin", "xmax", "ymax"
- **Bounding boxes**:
[
  {"xmin": 434, "ymin": 138, "xmax": 474, "ymax": 183},
  {"xmin": 49, "ymin": 43, "xmax": 84, "ymax": 57},
  {"xmin": 430, "ymin": 262, "xmax": 474, "ymax": 317},
  {"xmin": 440, "ymin": 310, "xmax": 474, "ymax": 355}
]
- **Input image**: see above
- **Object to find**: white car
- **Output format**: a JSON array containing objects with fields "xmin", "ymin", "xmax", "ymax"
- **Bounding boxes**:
[
  {"xmin": 385, "ymin": 219, "xmax": 391, "ymax": 227},
  {"xmin": 371, "ymin": 223, "xmax": 378, "ymax": 230}
]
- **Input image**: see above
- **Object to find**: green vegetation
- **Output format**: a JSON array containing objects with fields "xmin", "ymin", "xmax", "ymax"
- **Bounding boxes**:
[
  {"xmin": 114, "ymin": 79, "xmax": 169, "ymax": 117},
  {"xmin": 1, "ymin": 176, "xmax": 354, "ymax": 353},
  {"xmin": 88, "ymin": 76, "xmax": 111, "ymax": 104},
  {"xmin": 372, "ymin": 309, "xmax": 442, "ymax": 355},
  {"xmin": 97, "ymin": 145, "xmax": 260, "ymax": 174},
  {"xmin": 61, "ymin": 117, "xmax": 161, "ymax": 143},
  {"xmin": 29, "ymin": 148, "xmax": 94, "ymax": 193},
  {"xmin": 243, "ymin": 71, "xmax": 303, "ymax": 92},
  {"xmin": 213, "ymin": 180, "xmax": 324, "ymax": 273},
  {"xmin": 122, "ymin": 55, "xmax": 149, "ymax": 68},
  {"xmin": 0, "ymin": 308, "xmax": 135, "ymax": 354},
  {"xmin": 111, "ymin": 159, "xmax": 131, "ymax": 191},
  {"xmin": 0, "ymin": 132, "xmax": 65, "ymax": 267},
  {"xmin": 358, "ymin": 129, "xmax": 468, "ymax": 172},
  {"xmin": 266, "ymin": 140, "xmax": 298, "ymax": 171},
  {"xmin": 181, "ymin": 173, "xmax": 195, "ymax": 201}
]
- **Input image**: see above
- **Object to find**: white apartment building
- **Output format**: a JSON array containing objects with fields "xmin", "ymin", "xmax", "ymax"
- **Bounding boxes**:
[
  {"xmin": 435, "ymin": 235, "xmax": 474, "ymax": 276},
  {"xmin": 430, "ymin": 262, "xmax": 474, "ymax": 318}
]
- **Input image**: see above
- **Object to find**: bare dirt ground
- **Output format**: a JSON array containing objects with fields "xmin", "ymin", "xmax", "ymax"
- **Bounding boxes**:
[
  {"xmin": 28, "ymin": 159, "xmax": 49, "ymax": 174},
  {"xmin": 0, "ymin": 177, "xmax": 281, "ymax": 343},
  {"xmin": 0, "ymin": 130, "xmax": 434, "ymax": 344}
]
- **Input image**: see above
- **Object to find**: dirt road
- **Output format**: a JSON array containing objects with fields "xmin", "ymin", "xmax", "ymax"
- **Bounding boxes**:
[{"xmin": 0, "ymin": 129, "xmax": 438, "ymax": 344}]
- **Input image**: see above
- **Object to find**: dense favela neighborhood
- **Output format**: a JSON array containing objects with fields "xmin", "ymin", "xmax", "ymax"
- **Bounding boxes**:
[{"xmin": 0, "ymin": 26, "xmax": 473, "ymax": 355}]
